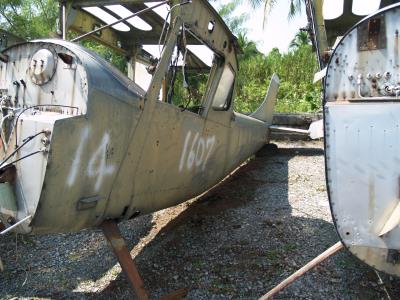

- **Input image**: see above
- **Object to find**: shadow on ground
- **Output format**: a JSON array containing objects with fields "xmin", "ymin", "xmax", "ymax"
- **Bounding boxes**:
[
  {"xmin": 2, "ymin": 143, "xmax": 400, "ymax": 299},
  {"xmin": 0, "ymin": 211, "xmax": 154, "ymax": 298}
]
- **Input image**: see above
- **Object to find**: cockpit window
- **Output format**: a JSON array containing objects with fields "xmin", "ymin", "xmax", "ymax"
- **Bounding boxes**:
[
  {"xmin": 66, "ymin": 0, "xmax": 239, "ymax": 115},
  {"xmin": 132, "ymin": 43, "xmax": 214, "ymax": 93},
  {"xmin": 212, "ymin": 64, "xmax": 235, "ymax": 111},
  {"xmin": 158, "ymin": 27, "xmax": 216, "ymax": 115}
]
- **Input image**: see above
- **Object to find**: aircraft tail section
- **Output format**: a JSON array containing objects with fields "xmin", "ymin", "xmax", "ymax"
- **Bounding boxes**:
[{"xmin": 250, "ymin": 74, "xmax": 280, "ymax": 125}]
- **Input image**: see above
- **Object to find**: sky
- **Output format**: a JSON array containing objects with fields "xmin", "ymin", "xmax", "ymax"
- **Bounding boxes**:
[
  {"xmin": 245, "ymin": 1, "xmax": 308, "ymax": 54},
  {"xmin": 214, "ymin": 0, "xmax": 308, "ymax": 54},
  {"xmin": 213, "ymin": 0, "xmax": 382, "ymax": 54}
]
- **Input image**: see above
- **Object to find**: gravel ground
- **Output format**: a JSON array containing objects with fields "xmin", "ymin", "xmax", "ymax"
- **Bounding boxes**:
[{"xmin": 1, "ymin": 139, "xmax": 400, "ymax": 299}]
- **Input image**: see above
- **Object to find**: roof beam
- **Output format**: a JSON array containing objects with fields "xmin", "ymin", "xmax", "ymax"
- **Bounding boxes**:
[{"xmin": 67, "ymin": 0, "xmax": 160, "ymax": 7}]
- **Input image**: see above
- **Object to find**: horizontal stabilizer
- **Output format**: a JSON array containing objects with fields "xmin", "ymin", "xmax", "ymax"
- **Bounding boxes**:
[
  {"xmin": 269, "ymin": 119, "xmax": 324, "ymax": 140},
  {"xmin": 250, "ymin": 74, "xmax": 279, "ymax": 124},
  {"xmin": 309, "ymin": 119, "xmax": 323, "ymax": 139},
  {"xmin": 313, "ymin": 67, "xmax": 327, "ymax": 83},
  {"xmin": 269, "ymin": 125, "xmax": 308, "ymax": 135}
]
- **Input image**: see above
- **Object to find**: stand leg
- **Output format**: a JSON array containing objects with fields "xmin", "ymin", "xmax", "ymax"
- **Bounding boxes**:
[
  {"xmin": 100, "ymin": 220, "xmax": 148, "ymax": 300},
  {"xmin": 259, "ymin": 241, "xmax": 343, "ymax": 299}
]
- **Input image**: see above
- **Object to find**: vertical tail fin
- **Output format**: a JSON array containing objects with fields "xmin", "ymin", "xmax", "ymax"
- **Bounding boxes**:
[{"xmin": 250, "ymin": 74, "xmax": 280, "ymax": 124}]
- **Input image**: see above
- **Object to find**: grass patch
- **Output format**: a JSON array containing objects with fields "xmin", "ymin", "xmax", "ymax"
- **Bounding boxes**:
[{"xmin": 265, "ymin": 250, "xmax": 279, "ymax": 261}]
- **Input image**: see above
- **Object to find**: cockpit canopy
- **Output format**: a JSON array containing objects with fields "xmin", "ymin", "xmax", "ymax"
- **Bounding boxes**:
[{"xmin": 62, "ymin": 0, "xmax": 239, "ymax": 78}]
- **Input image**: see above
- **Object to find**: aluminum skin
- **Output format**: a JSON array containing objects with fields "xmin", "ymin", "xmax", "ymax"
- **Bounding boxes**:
[
  {"xmin": 308, "ymin": 0, "xmax": 400, "ymax": 275},
  {"xmin": 0, "ymin": 0, "xmax": 278, "ymax": 235}
]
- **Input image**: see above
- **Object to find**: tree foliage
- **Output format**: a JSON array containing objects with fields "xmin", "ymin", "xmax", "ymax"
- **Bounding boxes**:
[
  {"xmin": 261, "ymin": 0, "xmax": 304, "ymax": 24},
  {"xmin": 235, "ymin": 44, "xmax": 321, "ymax": 113},
  {"xmin": 80, "ymin": 40, "xmax": 127, "ymax": 73},
  {"xmin": 217, "ymin": 1, "xmax": 320, "ymax": 113},
  {"xmin": 289, "ymin": 30, "xmax": 310, "ymax": 50},
  {"xmin": 0, "ymin": 0, "xmax": 58, "ymax": 40},
  {"xmin": 218, "ymin": 0, "xmax": 248, "ymax": 36}
]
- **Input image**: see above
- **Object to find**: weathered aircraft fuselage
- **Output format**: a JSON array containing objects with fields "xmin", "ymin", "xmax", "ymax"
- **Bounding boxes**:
[{"xmin": 0, "ymin": 0, "xmax": 279, "ymax": 235}]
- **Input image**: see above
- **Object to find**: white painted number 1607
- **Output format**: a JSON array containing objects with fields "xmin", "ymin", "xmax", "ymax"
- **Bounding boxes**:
[{"xmin": 179, "ymin": 131, "xmax": 216, "ymax": 172}]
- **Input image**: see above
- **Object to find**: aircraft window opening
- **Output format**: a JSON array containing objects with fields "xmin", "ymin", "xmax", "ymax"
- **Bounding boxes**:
[
  {"xmin": 158, "ymin": 27, "xmax": 216, "ymax": 115},
  {"xmin": 156, "ymin": 2, "xmax": 190, "ymax": 58},
  {"xmin": 212, "ymin": 64, "xmax": 235, "ymax": 111},
  {"xmin": 92, "ymin": 24, "xmax": 102, "ymax": 36},
  {"xmin": 208, "ymin": 21, "xmax": 215, "ymax": 33},
  {"xmin": 58, "ymin": 53, "xmax": 73, "ymax": 65}
]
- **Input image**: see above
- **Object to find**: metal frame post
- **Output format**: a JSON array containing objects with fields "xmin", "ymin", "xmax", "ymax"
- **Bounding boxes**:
[{"xmin": 61, "ymin": 1, "xmax": 67, "ymax": 40}]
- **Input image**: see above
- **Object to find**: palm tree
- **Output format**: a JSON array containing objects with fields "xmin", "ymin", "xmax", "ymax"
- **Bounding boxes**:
[
  {"xmin": 218, "ymin": 0, "xmax": 248, "ymax": 36},
  {"xmin": 289, "ymin": 30, "xmax": 310, "ymax": 50},
  {"xmin": 237, "ymin": 33, "xmax": 261, "ymax": 60},
  {"xmin": 246, "ymin": 0, "xmax": 304, "ymax": 26}
]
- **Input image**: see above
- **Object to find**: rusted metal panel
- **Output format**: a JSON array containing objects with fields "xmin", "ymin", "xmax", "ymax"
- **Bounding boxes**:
[
  {"xmin": 160, "ymin": 288, "xmax": 188, "ymax": 300},
  {"xmin": 357, "ymin": 16, "xmax": 387, "ymax": 51}
]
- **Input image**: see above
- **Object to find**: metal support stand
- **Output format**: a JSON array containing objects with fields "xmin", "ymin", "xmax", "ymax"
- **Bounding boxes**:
[
  {"xmin": 1, "ymin": 221, "xmax": 5, "ymax": 271},
  {"xmin": 100, "ymin": 220, "xmax": 149, "ymax": 300},
  {"xmin": 259, "ymin": 241, "xmax": 344, "ymax": 299}
]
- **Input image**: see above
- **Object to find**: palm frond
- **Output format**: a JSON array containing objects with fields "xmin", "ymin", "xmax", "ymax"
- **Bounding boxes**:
[
  {"xmin": 288, "ymin": 0, "xmax": 303, "ymax": 20},
  {"xmin": 248, "ymin": 0, "xmax": 265, "ymax": 9},
  {"xmin": 262, "ymin": 0, "xmax": 276, "ymax": 28}
]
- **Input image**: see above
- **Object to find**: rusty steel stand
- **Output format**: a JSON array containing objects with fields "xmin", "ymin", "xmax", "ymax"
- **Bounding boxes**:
[
  {"xmin": 100, "ymin": 220, "xmax": 149, "ymax": 300},
  {"xmin": 259, "ymin": 241, "xmax": 344, "ymax": 299}
]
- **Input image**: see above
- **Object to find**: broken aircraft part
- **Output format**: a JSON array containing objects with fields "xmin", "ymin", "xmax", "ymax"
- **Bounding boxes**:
[
  {"xmin": 0, "ymin": 1, "xmax": 326, "ymax": 295},
  {"xmin": 308, "ymin": 0, "xmax": 400, "ymax": 276},
  {"xmin": 0, "ymin": 0, "xmax": 279, "ymax": 239}
]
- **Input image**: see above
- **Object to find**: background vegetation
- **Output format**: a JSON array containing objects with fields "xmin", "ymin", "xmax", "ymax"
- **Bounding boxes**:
[
  {"xmin": 235, "ymin": 43, "xmax": 320, "ymax": 113},
  {"xmin": 0, "ymin": 0, "xmax": 321, "ymax": 113},
  {"xmin": 219, "ymin": 0, "xmax": 321, "ymax": 113}
]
